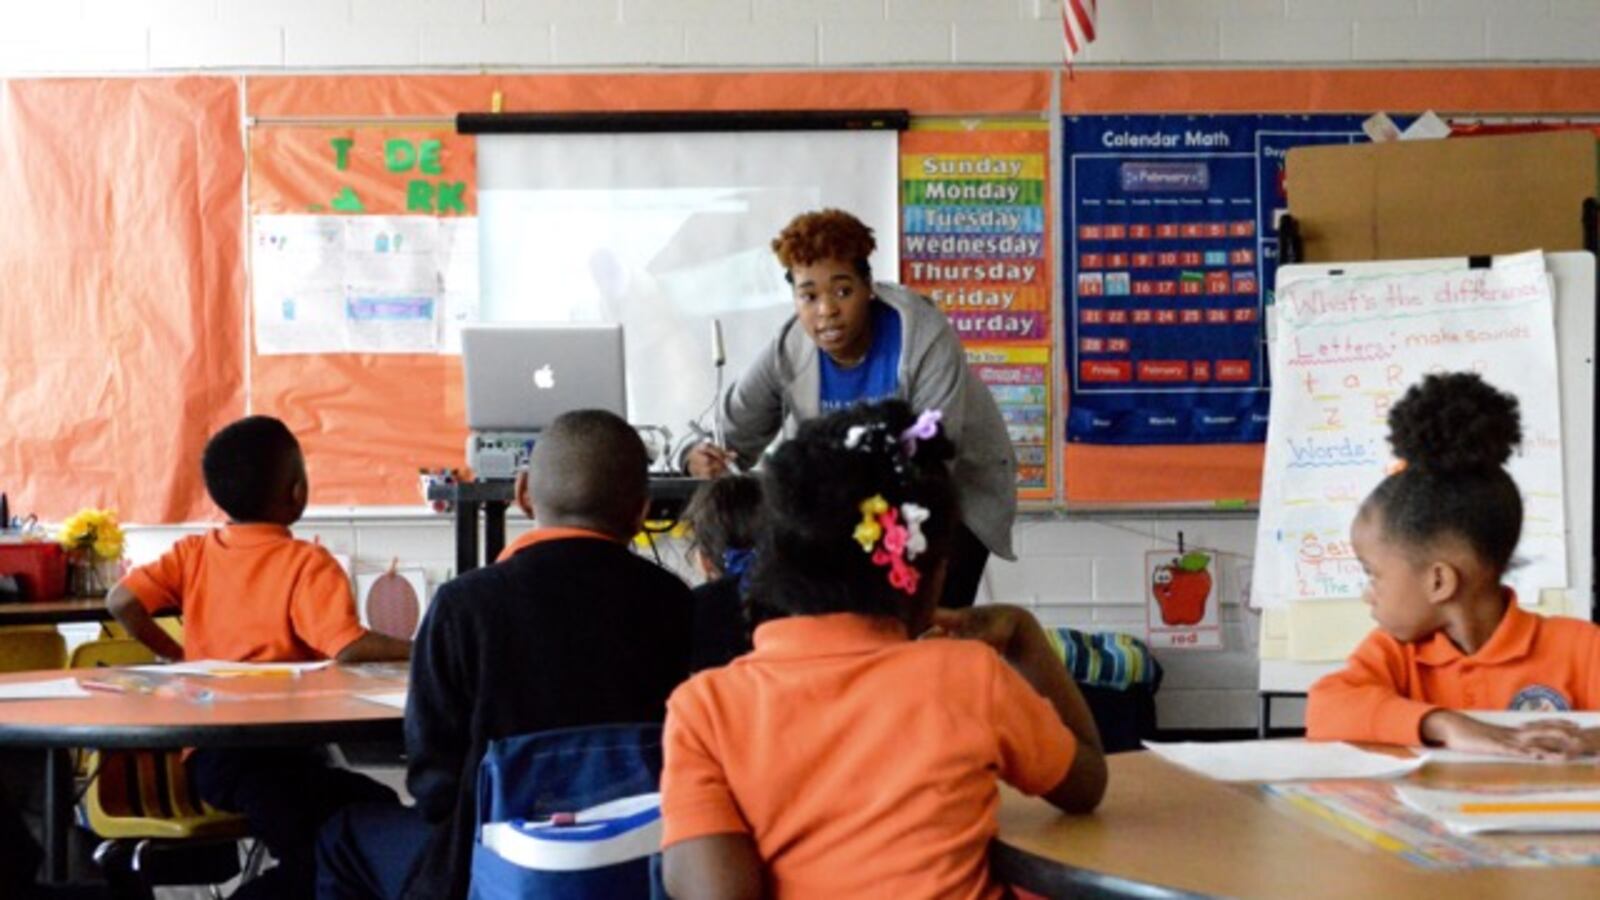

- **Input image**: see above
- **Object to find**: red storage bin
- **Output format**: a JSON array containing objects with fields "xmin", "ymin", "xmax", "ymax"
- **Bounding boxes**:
[{"xmin": 0, "ymin": 543, "xmax": 68, "ymax": 601}]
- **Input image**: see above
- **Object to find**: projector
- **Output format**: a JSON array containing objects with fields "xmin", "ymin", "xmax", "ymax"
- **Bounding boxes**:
[{"xmin": 466, "ymin": 433, "xmax": 538, "ymax": 481}]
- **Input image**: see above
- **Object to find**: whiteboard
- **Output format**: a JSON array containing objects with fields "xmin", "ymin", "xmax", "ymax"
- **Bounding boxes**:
[
  {"xmin": 1259, "ymin": 252, "xmax": 1595, "ymax": 693},
  {"xmin": 475, "ymin": 131, "xmax": 900, "ymax": 443}
]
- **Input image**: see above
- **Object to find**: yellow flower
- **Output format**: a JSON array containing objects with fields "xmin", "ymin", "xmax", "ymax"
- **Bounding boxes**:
[{"xmin": 58, "ymin": 508, "xmax": 124, "ymax": 561}]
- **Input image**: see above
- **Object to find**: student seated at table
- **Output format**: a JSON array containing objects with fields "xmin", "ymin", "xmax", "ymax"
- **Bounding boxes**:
[
  {"xmin": 106, "ymin": 415, "xmax": 410, "ymax": 900},
  {"xmin": 660, "ymin": 401, "xmax": 1106, "ymax": 900},
  {"xmin": 315, "ymin": 409, "xmax": 696, "ymax": 900},
  {"xmin": 1307, "ymin": 373, "xmax": 1600, "ymax": 758},
  {"xmin": 682, "ymin": 474, "xmax": 780, "ymax": 671}
]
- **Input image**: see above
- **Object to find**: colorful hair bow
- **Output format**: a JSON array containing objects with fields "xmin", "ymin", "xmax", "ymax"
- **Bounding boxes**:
[
  {"xmin": 854, "ymin": 495, "xmax": 923, "ymax": 596},
  {"xmin": 854, "ymin": 495, "xmax": 889, "ymax": 552},
  {"xmin": 900, "ymin": 409, "xmax": 943, "ymax": 457},
  {"xmin": 900, "ymin": 502, "xmax": 930, "ymax": 560}
]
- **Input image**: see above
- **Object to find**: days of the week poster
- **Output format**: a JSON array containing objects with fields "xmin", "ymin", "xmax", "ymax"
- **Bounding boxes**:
[{"xmin": 901, "ymin": 130, "xmax": 1053, "ymax": 500}]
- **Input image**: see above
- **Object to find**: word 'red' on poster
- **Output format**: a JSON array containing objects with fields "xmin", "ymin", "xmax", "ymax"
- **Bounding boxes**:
[{"xmin": 1146, "ymin": 548, "xmax": 1223, "ymax": 650}]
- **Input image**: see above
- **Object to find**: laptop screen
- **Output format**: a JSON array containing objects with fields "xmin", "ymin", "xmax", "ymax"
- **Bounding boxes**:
[{"xmin": 460, "ymin": 325, "xmax": 627, "ymax": 432}]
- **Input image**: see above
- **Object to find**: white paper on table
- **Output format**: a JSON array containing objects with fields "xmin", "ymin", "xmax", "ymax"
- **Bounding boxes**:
[
  {"xmin": 0, "ymin": 678, "xmax": 93, "ymax": 700},
  {"xmin": 1396, "ymin": 785, "xmax": 1600, "ymax": 834},
  {"xmin": 129, "ymin": 660, "xmax": 334, "ymax": 677},
  {"xmin": 356, "ymin": 691, "xmax": 408, "ymax": 710},
  {"xmin": 1467, "ymin": 711, "xmax": 1600, "ymax": 729},
  {"xmin": 1143, "ymin": 739, "xmax": 1425, "ymax": 782}
]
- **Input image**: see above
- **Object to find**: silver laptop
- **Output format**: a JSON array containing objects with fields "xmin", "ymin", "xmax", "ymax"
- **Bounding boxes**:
[{"xmin": 461, "ymin": 324, "xmax": 627, "ymax": 431}]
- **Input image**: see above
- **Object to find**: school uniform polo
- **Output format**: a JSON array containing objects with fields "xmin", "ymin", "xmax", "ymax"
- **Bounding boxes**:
[
  {"xmin": 1307, "ymin": 596, "xmax": 1600, "ymax": 746},
  {"xmin": 122, "ymin": 523, "xmax": 389, "ymax": 900},
  {"xmin": 662, "ymin": 613, "xmax": 1076, "ymax": 900},
  {"xmin": 123, "ymin": 522, "xmax": 365, "ymax": 661}
]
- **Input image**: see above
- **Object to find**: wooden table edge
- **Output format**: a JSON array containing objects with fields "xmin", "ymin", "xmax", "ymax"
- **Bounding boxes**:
[
  {"xmin": 0, "ymin": 715, "xmax": 402, "ymax": 749},
  {"xmin": 991, "ymin": 839, "xmax": 1207, "ymax": 900}
]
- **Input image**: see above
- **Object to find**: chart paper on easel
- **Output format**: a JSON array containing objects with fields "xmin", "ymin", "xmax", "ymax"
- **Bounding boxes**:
[{"xmin": 1253, "ymin": 252, "xmax": 1566, "ymax": 609}]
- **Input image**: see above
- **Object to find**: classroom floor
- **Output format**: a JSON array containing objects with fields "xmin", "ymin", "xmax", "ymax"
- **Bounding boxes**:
[
  {"xmin": 28, "ymin": 755, "xmax": 409, "ymax": 897},
  {"xmin": 147, "ymin": 761, "xmax": 407, "ymax": 898}
]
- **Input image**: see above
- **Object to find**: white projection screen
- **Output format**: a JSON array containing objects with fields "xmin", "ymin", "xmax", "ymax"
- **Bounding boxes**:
[{"xmin": 476, "ymin": 130, "xmax": 900, "ymax": 442}]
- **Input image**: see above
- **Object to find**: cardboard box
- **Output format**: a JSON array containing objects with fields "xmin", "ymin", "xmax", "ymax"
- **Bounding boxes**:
[{"xmin": 1286, "ymin": 130, "xmax": 1598, "ymax": 262}]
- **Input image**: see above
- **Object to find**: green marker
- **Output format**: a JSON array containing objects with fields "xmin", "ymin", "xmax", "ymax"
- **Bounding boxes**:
[{"xmin": 1214, "ymin": 498, "xmax": 1249, "ymax": 510}]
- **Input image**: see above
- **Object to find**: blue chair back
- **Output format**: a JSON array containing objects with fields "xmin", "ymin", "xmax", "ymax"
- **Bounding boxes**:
[{"xmin": 469, "ymin": 723, "xmax": 667, "ymax": 900}]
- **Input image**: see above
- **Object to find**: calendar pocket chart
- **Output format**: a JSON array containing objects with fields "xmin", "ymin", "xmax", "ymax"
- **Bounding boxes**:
[{"xmin": 1063, "ymin": 115, "xmax": 1380, "ymax": 446}]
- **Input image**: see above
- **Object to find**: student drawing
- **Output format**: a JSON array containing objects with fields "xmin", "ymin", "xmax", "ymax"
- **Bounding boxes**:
[
  {"xmin": 1152, "ymin": 551, "xmax": 1213, "ymax": 627},
  {"xmin": 356, "ymin": 567, "xmax": 428, "ymax": 640},
  {"xmin": 1146, "ymin": 548, "xmax": 1222, "ymax": 649}
]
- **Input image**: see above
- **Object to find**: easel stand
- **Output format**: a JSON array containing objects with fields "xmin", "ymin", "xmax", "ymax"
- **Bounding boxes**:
[{"xmin": 1259, "ymin": 201, "xmax": 1600, "ymax": 739}]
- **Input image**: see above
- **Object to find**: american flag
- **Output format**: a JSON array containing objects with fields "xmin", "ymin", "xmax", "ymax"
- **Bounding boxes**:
[{"xmin": 1061, "ymin": 0, "xmax": 1098, "ymax": 64}]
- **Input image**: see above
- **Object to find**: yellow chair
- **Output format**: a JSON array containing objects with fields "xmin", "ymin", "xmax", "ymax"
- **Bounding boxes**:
[
  {"xmin": 68, "ymin": 638, "xmax": 157, "ymax": 669},
  {"xmin": 99, "ymin": 617, "xmax": 184, "ymax": 643},
  {"xmin": 70, "ymin": 639, "xmax": 260, "ymax": 892},
  {"xmin": 0, "ymin": 626, "xmax": 68, "ymax": 672}
]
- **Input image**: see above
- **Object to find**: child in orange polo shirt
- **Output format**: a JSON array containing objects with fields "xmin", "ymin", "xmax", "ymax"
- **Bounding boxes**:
[
  {"xmin": 1307, "ymin": 373, "xmax": 1600, "ymax": 758},
  {"xmin": 661, "ymin": 400, "xmax": 1106, "ymax": 900},
  {"xmin": 106, "ymin": 415, "xmax": 410, "ymax": 900}
]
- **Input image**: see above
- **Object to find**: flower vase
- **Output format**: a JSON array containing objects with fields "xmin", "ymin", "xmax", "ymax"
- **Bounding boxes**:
[{"xmin": 69, "ymin": 555, "xmax": 114, "ymax": 598}]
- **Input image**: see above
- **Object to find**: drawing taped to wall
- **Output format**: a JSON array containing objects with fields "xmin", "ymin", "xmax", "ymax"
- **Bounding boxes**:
[{"xmin": 1146, "ymin": 547, "xmax": 1223, "ymax": 650}]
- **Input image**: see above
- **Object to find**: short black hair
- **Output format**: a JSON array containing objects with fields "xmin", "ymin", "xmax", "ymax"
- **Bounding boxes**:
[
  {"xmin": 528, "ymin": 409, "xmax": 649, "ymax": 538},
  {"xmin": 749, "ymin": 400, "xmax": 955, "ymax": 618},
  {"xmin": 1362, "ymin": 372, "xmax": 1523, "ymax": 574},
  {"xmin": 202, "ymin": 416, "xmax": 301, "ymax": 522},
  {"xmin": 684, "ymin": 474, "xmax": 764, "ymax": 577}
]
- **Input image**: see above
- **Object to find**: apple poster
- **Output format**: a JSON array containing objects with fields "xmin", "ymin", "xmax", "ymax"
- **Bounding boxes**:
[{"xmin": 1145, "ymin": 548, "xmax": 1223, "ymax": 650}]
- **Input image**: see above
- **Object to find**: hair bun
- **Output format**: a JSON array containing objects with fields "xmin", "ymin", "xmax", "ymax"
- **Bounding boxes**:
[{"xmin": 1387, "ymin": 372, "xmax": 1521, "ymax": 474}]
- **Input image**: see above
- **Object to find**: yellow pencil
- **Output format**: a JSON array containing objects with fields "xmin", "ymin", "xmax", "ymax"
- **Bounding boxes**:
[
  {"xmin": 1459, "ymin": 801, "xmax": 1600, "ymax": 815},
  {"xmin": 207, "ymin": 668, "xmax": 298, "ymax": 679}
]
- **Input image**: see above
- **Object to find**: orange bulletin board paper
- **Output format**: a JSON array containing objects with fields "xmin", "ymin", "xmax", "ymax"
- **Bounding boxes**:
[
  {"xmin": 248, "ymin": 124, "xmax": 476, "ymax": 506},
  {"xmin": 245, "ymin": 71, "xmax": 1051, "ymax": 509},
  {"xmin": 249, "ymin": 127, "xmax": 476, "ymax": 216},
  {"xmin": 248, "ymin": 71, "xmax": 1051, "ymax": 119},
  {"xmin": 0, "ymin": 77, "xmax": 245, "ymax": 524},
  {"xmin": 1055, "ymin": 67, "xmax": 1600, "ymax": 507}
]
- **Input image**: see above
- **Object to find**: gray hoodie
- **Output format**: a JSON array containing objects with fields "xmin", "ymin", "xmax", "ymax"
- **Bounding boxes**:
[{"xmin": 717, "ymin": 282, "xmax": 1017, "ymax": 560}]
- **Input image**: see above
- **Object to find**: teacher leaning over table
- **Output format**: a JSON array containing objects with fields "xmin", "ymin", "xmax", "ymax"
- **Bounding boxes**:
[{"xmin": 685, "ymin": 208, "xmax": 1016, "ymax": 609}]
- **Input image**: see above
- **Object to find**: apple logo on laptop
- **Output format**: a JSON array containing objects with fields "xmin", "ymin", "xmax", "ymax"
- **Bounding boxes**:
[{"xmin": 533, "ymin": 364, "xmax": 555, "ymax": 390}]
